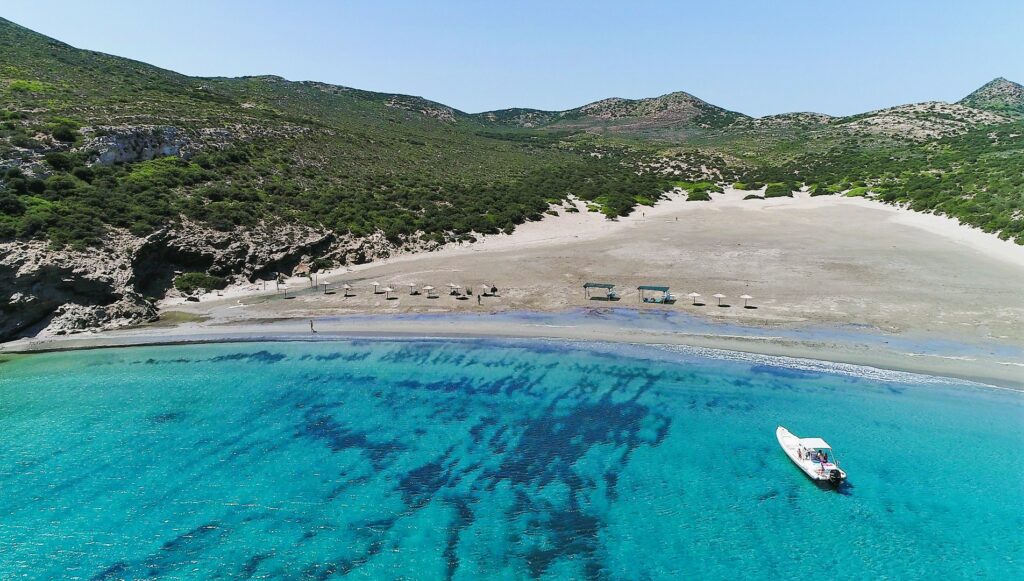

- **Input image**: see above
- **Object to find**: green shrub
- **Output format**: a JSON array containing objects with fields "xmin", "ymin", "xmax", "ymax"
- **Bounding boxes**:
[
  {"xmin": 8, "ymin": 79, "xmax": 46, "ymax": 93},
  {"xmin": 743, "ymin": 194, "xmax": 764, "ymax": 200},
  {"xmin": 845, "ymin": 186, "xmax": 870, "ymax": 197},
  {"xmin": 0, "ymin": 193, "xmax": 26, "ymax": 215},
  {"xmin": 686, "ymin": 191, "xmax": 712, "ymax": 201},
  {"xmin": 51, "ymin": 125, "xmax": 78, "ymax": 143},
  {"xmin": 44, "ymin": 152, "xmax": 77, "ymax": 171},
  {"xmin": 311, "ymin": 257, "xmax": 334, "ymax": 271},
  {"xmin": 173, "ymin": 272, "xmax": 227, "ymax": 293},
  {"xmin": 764, "ymin": 183, "xmax": 793, "ymax": 198}
]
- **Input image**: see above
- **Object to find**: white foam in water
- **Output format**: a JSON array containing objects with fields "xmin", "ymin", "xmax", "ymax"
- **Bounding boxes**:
[{"xmin": 643, "ymin": 342, "xmax": 1009, "ymax": 389}]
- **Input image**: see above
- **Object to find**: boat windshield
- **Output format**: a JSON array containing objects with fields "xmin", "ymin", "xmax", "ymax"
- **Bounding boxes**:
[
  {"xmin": 798, "ymin": 446, "xmax": 834, "ymax": 463},
  {"xmin": 811, "ymin": 448, "xmax": 833, "ymax": 463}
]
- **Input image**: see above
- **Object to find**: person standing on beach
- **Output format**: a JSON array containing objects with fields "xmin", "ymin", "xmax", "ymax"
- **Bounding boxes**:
[
  {"xmin": 310, "ymin": 319, "xmax": 317, "ymax": 334},
  {"xmin": 477, "ymin": 294, "xmax": 482, "ymax": 305}
]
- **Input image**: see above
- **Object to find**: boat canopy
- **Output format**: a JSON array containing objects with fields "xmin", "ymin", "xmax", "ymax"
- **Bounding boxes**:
[{"xmin": 798, "ymin": 437, "xmax": 831, "ymax": 450}]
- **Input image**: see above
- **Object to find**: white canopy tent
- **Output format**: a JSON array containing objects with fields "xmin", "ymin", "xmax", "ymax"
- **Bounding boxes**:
[{"xmin": 798, "ymin": 437, "xmax": 832, "ymax": 450}]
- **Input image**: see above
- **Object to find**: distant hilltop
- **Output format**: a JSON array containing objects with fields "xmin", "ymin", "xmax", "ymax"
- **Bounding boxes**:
[{"xmin": 958, "ymin": 77, "xmax": 1024, "ymax": 114}]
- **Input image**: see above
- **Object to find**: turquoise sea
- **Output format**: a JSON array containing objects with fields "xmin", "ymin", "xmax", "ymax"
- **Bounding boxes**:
[{"xmin": 1, "ymin": 338, "xmax": 1021, "ymax": 578}]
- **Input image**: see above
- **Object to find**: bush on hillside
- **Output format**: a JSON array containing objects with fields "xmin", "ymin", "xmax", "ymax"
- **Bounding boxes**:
[
  {"xmin": 764, "ymin": 183, "xmax": 793, "ymax": 198},
  {"xmin": 743, "ymin": 194, "xmax": 764, "ymax": 200},
  {"xmin": 173, "ymin": 272, "xmax": 227, "ymax": 294},
  {"xmin": 686, "ymin": 191, "xmax": 712, "ymax": 201}
]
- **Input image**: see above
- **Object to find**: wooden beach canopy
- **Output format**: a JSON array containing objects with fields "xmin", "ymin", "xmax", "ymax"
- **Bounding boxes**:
[
  {"xmin": 637, "ymin": 285, "xmax": 670, "ymax": 303},
  {"xmin": 713, "ymin": 293, "xmax": 726, "ymax": 306},
  {"xmin": 423, "ymin": 285, "xmax": 437, "ymax": 298},
  {"xmin": 583, "ymin": 282, "xmax": 615, "ymax": 299},
  {"xmin": 740, "ymin": 294, "xmax": 753, "ymax": 308},
  {"xmin": 687, "ymin": 292, "xmax": 701, "ymax": 304}
]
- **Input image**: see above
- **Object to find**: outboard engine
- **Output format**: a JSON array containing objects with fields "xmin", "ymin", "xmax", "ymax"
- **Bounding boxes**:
[{"xmin": 828, "ymin": 469, "xmax": 843, "ymax": 485}]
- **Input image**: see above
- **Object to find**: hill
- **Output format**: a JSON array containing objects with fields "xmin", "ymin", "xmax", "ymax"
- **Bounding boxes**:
[
  {"xmin": 473, "ymin": 91, "xmax": 747, "ymax": 139},
  {"xmin": 0, "ymin": 15, "xmax": 1022, "ymax": 341},
  {"xmin": 958, "ymin": 77, "xmax": 1024, "ymax": 115}
]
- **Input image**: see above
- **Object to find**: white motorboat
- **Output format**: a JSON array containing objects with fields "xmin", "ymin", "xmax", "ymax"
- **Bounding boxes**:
[{"xmin": 776, "ymin": 426, "xmax": 847, "ymax": 485}]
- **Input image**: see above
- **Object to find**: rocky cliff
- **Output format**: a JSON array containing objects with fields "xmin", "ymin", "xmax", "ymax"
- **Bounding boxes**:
[{"xmin": 0, "ymin": 221, "xmax": 430, "ymax": 341}]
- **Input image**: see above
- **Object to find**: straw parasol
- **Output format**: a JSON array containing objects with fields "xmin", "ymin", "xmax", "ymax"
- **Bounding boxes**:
[
  {"xmin": 713, "ymin": 293, "xmax": 726, "ymax": 306},
  {"xmin": 371, "ymin": 281, "xmax": 381, "ymax": 293},
  {"xmin": 687, "ymin": 292, "xmax": 701, "ymax": 304},
  {"xmin": 740, "ymin": 294, "xmax": 753, "ymax": 308},
  {"xmin": 382, "ymin": 286, "xmax": 394, "ymax": 299},
  {"xmin": 423, "ymin": 285, "xmax": 435, "ymax": 291}
]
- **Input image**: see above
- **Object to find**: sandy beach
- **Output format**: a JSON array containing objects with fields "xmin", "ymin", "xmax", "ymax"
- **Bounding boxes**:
[{"xmin": 5, "ymin": 190, "xmax": 1024, "ymax": 389}]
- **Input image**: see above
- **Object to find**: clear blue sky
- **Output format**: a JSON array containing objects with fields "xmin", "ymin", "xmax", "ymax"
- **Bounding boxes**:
[{"xmin": 4, "ymin": 1, "xmax": 1022, "ymax": 116}]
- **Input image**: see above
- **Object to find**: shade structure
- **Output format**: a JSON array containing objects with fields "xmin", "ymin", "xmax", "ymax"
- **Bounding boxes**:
[
  {"xmin": 713, "ymin": 293, "xmax": 726, "ymax": 306},
  {"xmin": 422, "ymin": 285, "xmax": 434, "ymax": 291},
  {"xmin": 408, "ymin": 283, "xmax": 417, "ymax": 288},
  {"xmin": 740, "ymin": 294, "xmax": 753, "ymax": 307},
  {"xmin": 382, "ymin": 287, "xmax": 394, "ymax": 292},
  {"xmin": 342, "ymin": 283, "xmax": 352, "ymax": 290},
  {"xmin": 448, "ymin": 283, "xmax": 461, "ymax": 288},
  {"xmin": 687, "ymin": 292, "xmax": 701, "ymax": 304},
  {"xmin": 372, "ymin": 282, "xmax": 380, "ymax": 287}
]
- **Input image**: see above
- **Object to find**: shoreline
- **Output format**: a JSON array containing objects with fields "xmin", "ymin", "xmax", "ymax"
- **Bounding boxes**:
[
  {"xmin": 4, "ymin": 310, "xmax": 1023, "ymax": 392},
  {"xmin": 7, "ymin": 190, "xmax": 1024, "ymax": 392}
]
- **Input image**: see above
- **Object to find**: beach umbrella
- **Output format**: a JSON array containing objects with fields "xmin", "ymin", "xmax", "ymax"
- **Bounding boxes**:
[
  {"xmin": 342, "ymin": 283, "xmax": 352, "ymax": 290},
  {"xmin": 713, "ymin": 293, "xmax": 726, "ymax": 306},
  {"xmin": 687, "ymin": 292, "xmax": 701, "ymax": 304},
  {"xmin": 740, "ymin": 294, "xmax": 753, "ymax": 308},
  {"xmin": 423, "ymin": 285, "xmax": 435, "ymax": 291},
  {"xmin": 371, "ymin": 281, "xmax": 381, "ymax": 293},
  {"xmin": 382, "ymin": 286, "xmax": 394, "ymax": 299}
]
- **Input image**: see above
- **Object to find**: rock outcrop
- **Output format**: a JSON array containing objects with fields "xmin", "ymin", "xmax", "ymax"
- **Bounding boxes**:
[
  {"xmin": 0, "ymin": 234, "xmax": 157, "ymax": 338},
  {"xmin": 0, "ymin": 219, "xmax": 443, "ymax": 341}
]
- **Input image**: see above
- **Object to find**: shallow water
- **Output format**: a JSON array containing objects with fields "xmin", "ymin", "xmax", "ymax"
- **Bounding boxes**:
[{"xmin": 1, "ymin": 339, "xmax": 1021, "ymax": 578}]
